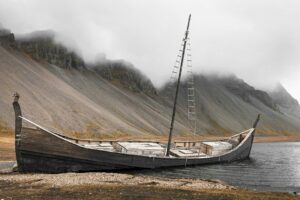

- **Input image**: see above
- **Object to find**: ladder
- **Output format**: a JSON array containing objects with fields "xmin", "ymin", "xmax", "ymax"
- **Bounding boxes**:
[
  {"xmin": 165, "ymin": 41, "xmax": 185, "ymax": 99},
  {"xmin": 166, "ymin": 36, "xmax": 197, "ymax": 135},
  {"xmin": 186, "ymin": 37, "xmax": 197, "ymax": 135}
]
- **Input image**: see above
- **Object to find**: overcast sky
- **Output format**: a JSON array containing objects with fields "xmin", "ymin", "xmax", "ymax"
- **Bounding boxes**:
[{"xmin": 0, "ymin": 0, "xmax": 299, "ymax": 101}]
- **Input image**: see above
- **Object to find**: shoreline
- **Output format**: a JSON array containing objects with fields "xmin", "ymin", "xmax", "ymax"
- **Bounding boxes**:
[{"xmin": 0, "ymin": 172, "xmax": 299, "ymax": 200}]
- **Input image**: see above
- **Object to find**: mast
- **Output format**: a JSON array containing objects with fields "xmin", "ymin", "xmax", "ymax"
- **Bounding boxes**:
[{"xmin": 166, "ymin": 14, "xmax": 191, "ymax": 156}]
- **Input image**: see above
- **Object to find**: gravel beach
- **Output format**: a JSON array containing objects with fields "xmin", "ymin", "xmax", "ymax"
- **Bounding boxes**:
[{"xmin": 0, "ymin": 169, "xmax": 299, "ymax": 200}]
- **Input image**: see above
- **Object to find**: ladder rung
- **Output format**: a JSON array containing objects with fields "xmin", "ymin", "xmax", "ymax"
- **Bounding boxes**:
[
  {"xmin": 172, "ymin": 71, "xmax": 177, "ymax": 73},
  {"xmin": 188, "ymin": 88, "xmax": 194, "ymax": 90},
  {"xmin": 187, "ymin": 60, "xmax": 192, "ymax": 62},
  {"xmin": 188, "ymin": 112, "xmax": 196, "ymax": 115}
]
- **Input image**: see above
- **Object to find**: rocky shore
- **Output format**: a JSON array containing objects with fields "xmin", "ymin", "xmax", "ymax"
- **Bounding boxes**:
[
  {"xmin": 0, "ymin": 171, "xmax": 230, "ymax": 190},
  {"xmin": 0, "ymin": 171, "xmax": 299, "ymax": 200}
]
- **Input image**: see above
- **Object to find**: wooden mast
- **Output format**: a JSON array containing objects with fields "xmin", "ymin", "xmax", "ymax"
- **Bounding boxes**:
[{"xmin": 166, "ymin": 14, "xmax": 191, "ymax": 156}]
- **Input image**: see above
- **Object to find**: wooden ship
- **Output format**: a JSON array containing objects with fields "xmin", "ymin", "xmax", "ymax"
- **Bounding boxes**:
[{"xmin": 12, "ymin": 14, "xmax": 261, "ymax": 173}]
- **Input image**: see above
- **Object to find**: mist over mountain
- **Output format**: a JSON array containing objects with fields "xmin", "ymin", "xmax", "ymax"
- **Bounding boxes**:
[
  {"xmin": 0, "ymin": 28, "xmax": 299, "ymax": 136},
  {"xmin": 269, "ymin": 84, "xmax": 300, "ymax": 120}
]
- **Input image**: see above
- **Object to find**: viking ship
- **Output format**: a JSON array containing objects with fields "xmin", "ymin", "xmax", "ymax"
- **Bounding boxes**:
[{"xmin": 13, "ymin": 14, "xmax": 260, "ymax": 173}]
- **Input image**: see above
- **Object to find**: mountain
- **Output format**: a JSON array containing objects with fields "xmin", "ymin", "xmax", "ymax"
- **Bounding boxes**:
[
  {"xmin": 269, "ymin": 84, "xmax": 300, "ymax": 120},
  {"xmin": 0, "ymin": 28, "xmax": 300, "ymax": 137},
  {"xmin": 90, "ymin": 60, "xmax": 157, "ymax": 95},
  {"xmin": 160, "ymin": 75, "xmax": 300, "ymax": 135}
]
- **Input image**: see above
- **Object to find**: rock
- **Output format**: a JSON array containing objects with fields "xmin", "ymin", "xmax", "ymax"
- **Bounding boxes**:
[
  {"xmin": 12, "ymin": 163, "xmax": 18, "ymax": 172},
  {"xmin": 16, "ymin": 32, "xmax": 85, "ymax": 70},
  {"xmin": 91, "ymin": 60, "xmax": 157, "ymax": 95},
  {"xmin": 219, "ymin": 75, "xmax": 278, "ymax": 111},
  {"xmin": 0, "ymin": 28, "xmax": 16, "ymax": 48}
]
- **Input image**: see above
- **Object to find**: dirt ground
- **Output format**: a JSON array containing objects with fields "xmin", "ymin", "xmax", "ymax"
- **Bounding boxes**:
[
  {"xmin": 0, "ymin": 135, "xmax": 15, "ymax": 161},
  {"xmin": 0, "ymin": 173, "xmax": 299, "ymax": 200}
]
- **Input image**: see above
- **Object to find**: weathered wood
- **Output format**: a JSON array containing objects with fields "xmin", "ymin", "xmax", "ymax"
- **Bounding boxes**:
[
  {"xmin": 12, "ymin": 92, "xmax": 23, "ymax": 172},
  {"xmin": 253, "ymin": 114, "xmax": 261, "ymax": 129},
  {"xmin": 15, "ymin": 126, "xmax": 256, "ymax": 173},
  {"xmin": 13, "ymin": 93, "xmax": 260, "ymax": 173}
]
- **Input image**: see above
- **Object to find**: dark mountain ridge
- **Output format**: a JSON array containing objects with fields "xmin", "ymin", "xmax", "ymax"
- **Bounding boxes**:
[{"xmin": 1, "ymin": 28, "xmax": 156, "ymax": 95}]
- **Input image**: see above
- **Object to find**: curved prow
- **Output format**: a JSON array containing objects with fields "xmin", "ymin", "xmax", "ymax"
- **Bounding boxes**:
[
  {"xmin": 246, "ymin": 114, "xmax": 261, "ymax": 159},
  {"xmin": 252, "ymin": 114, "xmax": 261, "ymax": 129},
  {"xmin": 12, "ymin": 92, "xmax": 23, "ymax": 171},
  {"xmin": 13, "ymin": 92, "xmax": 22, "ymax": 134}
]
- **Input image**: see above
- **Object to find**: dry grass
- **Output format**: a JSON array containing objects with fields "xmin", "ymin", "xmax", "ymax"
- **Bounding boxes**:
[
  {"xmin": 0, "ymin": 136, "xmax": 16, "ymax": 161},
  {"xmin": 0, "ymin": 124, "xmax": 15, "ymax": 161},
  {"xmin": 254, "ymin": 135, "xmax": 300, "ymax": 143},
  {"xmin": 61, "ymin": 129, "xmax": 300, "ymax": 143}
]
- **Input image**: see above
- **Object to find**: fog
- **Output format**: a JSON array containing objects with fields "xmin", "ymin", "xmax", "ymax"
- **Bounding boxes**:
[{"xmin": 0, "ymin": 0, "xmax": 299, "ymax": 101}]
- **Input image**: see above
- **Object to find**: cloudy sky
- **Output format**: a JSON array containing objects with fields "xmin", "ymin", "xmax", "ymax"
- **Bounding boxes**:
[{"xmin": 0, "ymin": 0, "xmax": 299, "ymax": 101}]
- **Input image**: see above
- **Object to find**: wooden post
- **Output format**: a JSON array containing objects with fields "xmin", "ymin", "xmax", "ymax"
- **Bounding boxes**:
[
  {"xmin": 12, "ymin": 92, "xmax": 23, "ymax": 172},
  {"xmin": 166, "ymin": 14, "xmax": 191, "ymax": 156}
]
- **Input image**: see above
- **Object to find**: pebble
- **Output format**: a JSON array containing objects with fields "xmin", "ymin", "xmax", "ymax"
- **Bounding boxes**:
[{"xmin": 0, "ymin": 172, "xmax": 231, "ymax": 191}]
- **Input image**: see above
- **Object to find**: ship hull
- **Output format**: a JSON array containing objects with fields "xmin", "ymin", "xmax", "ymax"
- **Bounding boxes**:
[{"xmin": 16, "ymin": 127, "xmax": 255, "ymax": 173}]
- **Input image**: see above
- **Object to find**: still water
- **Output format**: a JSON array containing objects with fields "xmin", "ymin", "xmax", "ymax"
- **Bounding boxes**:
[{"xmin": 134, "ymin": 142, "xmax": 300, "ymax": 193}]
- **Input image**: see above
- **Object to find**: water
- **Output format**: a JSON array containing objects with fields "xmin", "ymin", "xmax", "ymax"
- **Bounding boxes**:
[{"xmin": 133, "ymin": 142, "xmax": 300, "ymax": 193}]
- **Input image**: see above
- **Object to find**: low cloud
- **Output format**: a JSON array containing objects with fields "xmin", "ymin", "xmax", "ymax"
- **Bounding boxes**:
[{"xmin": 0, "ymin": 0, "xmax": 299, "ymax": 101}]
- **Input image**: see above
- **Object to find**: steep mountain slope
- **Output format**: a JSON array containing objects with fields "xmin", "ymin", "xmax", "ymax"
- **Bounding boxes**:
[
  {"xmin": 0, "ymin": 28, "xmax": 300, "ymax": 137},
  {"xmin": 0, "ymin": 45, "xmax": 185, "ymax": 136},
  {"xmin": 269, "ymin": 84, "xmax": 300, "ymax": 120},
  {"xmin": 160, "ymin": 75, "xmax": 300, "ymax": 135}
]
